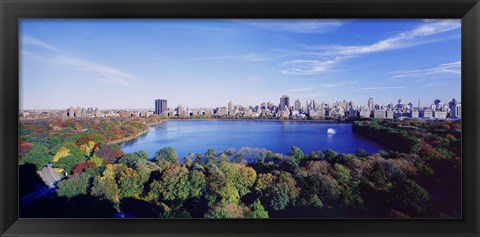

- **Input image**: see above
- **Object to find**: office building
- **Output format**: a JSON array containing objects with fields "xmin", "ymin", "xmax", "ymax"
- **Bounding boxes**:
[
  {"xmin": 294, "ymin": 99, "xmax": 301, "ymax": 111},
  {"xmin": 434, "ymin": 111, "xmax": 447, "ymax": 119},
  {"xmin": 280, "ymin": 95, "xmax": 290, "ymax": 111},
  {"xmin": 421, "ymin": 109, "xmax": 433, "ymax": 118},
  {"xmin": 386, "ymin": 110, "xmax": 394, "ymax": 119},
  {"xmin": 368, "ymin": 98, "xmax": 374, "ymax": 112},
  {"xmin": 374, "ymin": 109, "xmax": 386, "ymax": 119},
  {"xmin": 410, "ymin": 110, "xmax": 419, "ymax": 118},
  {"xmin": 155, "ymin": 99, "xmax": 167, "ymax": 115}
]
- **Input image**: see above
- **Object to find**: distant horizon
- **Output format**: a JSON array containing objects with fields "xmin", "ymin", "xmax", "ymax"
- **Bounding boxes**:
[
  {"xmin": 19, "ymin": 95, "xmax": 461, "ymax": 111},
  {"xmin": 20, "ymin": 19, "xmax": 461, "ymax": 110}
]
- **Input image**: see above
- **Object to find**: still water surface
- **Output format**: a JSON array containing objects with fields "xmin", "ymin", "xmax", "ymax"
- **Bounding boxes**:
[{"xmin": 120, "ymin": 120, "xmax": 385, "ymax": 158}]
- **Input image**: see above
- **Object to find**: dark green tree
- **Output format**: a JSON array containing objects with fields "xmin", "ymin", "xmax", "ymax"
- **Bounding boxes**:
[
  {"xmin": 155, "ymin": 147, "xmax": 179, "ymax": 164},
  {"xmin": 22, "ymin": 144, "xmax": 51, "ymax": 170},
  {"xmin": 251, "ymin": 199, "xmax": 269, "ymax": 218},
  {"xmin": 355, "ymin": 148, "xmax": 369, "ymax": 158},
  {"xmin": 57, "ymin": 173, "xmax": 91, "ymax": 198},
  {"xmin": 54, "ymin": 154, "xmax": 88, "ymax": 174},
  {"xmin": 288, "ymin": 146, "xmax": 305, "ymax": 166}
]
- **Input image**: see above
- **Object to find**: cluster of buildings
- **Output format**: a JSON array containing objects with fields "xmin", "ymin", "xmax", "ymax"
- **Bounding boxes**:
[
  {"xmin": 19, "ymin": 96, "xmax": 461, "ymax": 121},
  {"xmin": 20, "ymin": 107, "xmax": 155, "ymax": 119},
  {"xmin": 357, "ymin": 98, "xmax": 461, "ymax": 120},
  {"xmin": 153, "ymin": 96, "xmax": 462, "ymax": 120}
]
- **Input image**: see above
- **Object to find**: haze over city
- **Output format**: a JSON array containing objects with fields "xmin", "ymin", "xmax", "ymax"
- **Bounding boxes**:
[{"xmin": 20, "ymin": 19, "xmax": 461, "ymax": 110}]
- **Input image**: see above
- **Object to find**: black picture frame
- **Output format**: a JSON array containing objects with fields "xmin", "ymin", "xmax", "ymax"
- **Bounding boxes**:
[{"xmin": 1, "ymin": 0, "xmax": 479, "ymax": 236}]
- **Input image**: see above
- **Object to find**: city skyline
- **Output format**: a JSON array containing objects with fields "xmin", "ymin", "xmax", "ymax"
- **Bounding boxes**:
[
  {"xmin": 20, "ymin": 19, "xmax": 461, "ymax": 109},
  {"xmin": 20, "ymin": 95, "xmax": 461, "ymax": 111}
]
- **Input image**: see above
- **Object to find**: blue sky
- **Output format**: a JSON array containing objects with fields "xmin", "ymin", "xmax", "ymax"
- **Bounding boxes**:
[{"xmin": 20, "ymin": 19, "xmax": 461, "ymax": 110}]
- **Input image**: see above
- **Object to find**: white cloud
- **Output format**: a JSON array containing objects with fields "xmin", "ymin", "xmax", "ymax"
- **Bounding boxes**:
[
  {"xmin": 22, "ymin": 36, "xmax": 59, "ymax": 52},
  {"xmin": 359, "ymin": 86, "xmax": 406, "ymax": 90},
  {"xmin": 236, "ymin": 19, "xmax": 345, "ymax": 34},
  {"xmin": 51, "ymin": 55, "xmax": 139, "ymax": 86},
  {"xmin": 280, "ymin": 20, "xmax": 460, "ymax": 75},
  {"xmin": 286, "ymin": 81, "xmax": 355, "ymax": 92},
  {"xmin": 426, "ymin": 82, "xmax": 445, "ymax": 87},
  {"xmin": 200, "ymin": 53, "xmax": 268, "ymax": 62},
  {"xmin": 390, "ymin": 61, "xmax": 461, "ymax": 79},
  {"xmin": 280, "ymin": 58, "xmax": 342, "ymax": 75},
  {"xmin": 305, "ymin": 20, "xmax": 460, "ymax": 57},
  {"xmin": 21, "ymin": 36, "xmax": 140, "ymax": 86}
]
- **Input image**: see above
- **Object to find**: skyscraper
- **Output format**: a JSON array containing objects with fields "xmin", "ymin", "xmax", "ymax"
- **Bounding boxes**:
[
  {"xmin": 279, "ymin": 95, "xmax": 290, "ymax": 111},
  {"xmin": 294, "ymin": 99, "xmax": 301, "ymax": 111},
  {"xmin": 75, "ymin": 107, "xmax": 82, "ymax": 117},
  {"xmin": 155, "ymin": 99, "xmax": 167, "ymax": 115},
  {"xmin": 68, "ymin": 107, "xmax": 75, "ymax": 118},
  {"xmin": 368, "ymin": 98, "xmax": 374, "ymax": 112}
]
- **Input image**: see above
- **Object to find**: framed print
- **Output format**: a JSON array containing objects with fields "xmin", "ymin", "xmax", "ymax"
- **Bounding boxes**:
[{"xmin": 1, "ymin": 0, "xmax": 479, "ymax": 236}]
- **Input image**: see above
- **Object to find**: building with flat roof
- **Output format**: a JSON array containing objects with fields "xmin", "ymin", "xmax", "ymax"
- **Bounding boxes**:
[
  {"xmin": 374, "ymin": 109, "xmax": 386, "ymax": 119},
  {"xmin": 155, "ymin": 99, "xmax": 167, "ymax": 115},
  {"xmin": 280, "ymin": 95, "xmax": 290, "ymax": 111}
]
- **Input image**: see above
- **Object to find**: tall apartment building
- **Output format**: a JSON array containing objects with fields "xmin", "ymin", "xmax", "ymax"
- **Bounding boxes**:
[{"xmin": 155, "ymin": 99, "xmax": 167, "ymax": 115}]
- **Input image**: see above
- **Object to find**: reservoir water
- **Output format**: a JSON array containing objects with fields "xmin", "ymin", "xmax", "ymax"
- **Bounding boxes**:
[{"xmin": 120, "ymin": 120, "xmax": 385, "ymax": 158}]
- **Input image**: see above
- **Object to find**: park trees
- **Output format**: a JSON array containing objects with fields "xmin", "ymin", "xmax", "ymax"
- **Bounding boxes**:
[
  {"xmin": 288, "ymin": 146, "xmax": 305, "ymax": 166},
  {"xmin": 189, "ymin": 169, "xmax": 207, "ymax": 199},
  {"xmin": 54, "ymin": 154, "xmax": 88, "ymax": 174},
  {"xmin": 157, "ymin": 165, "xmax": 191, "ymax": 201},
  {"xmin": 250, "ymin": 199, "xmax": 269, "ymax": 218},
  {"xmin": 119, "ymin": 150, "xmax": 149, "ymax": 168},
  {"xmin": 52, "ymin": 146, "xmax": 70, "ymax": 162},
  {"xmin": 91, "ymin": 175, "xmax": 120, "ymax": 202},
  {"xmin": 57, "ymin": 173, "xmax": 92, "ymax": 198},
  {"xmin": 205, "ymin": 201, "xmax": 252, "ymax": 218},
  {"xmin": 118, "ymin": 167, "xmax": 145, "ymax": 198},
  {"xmin": 96, "ymin": 145, "xmax": 124, "ymax": 164},
  {"xmin": 255, "ymin": 171, "xmax": 299, "ymax": 211},
  {"xmin": 22, "ymin": 144, "xmax": 51, "ymax": 170},
  {"xmin": 218, "ymin": 161, "xmax": 257, "ymax": 197}
]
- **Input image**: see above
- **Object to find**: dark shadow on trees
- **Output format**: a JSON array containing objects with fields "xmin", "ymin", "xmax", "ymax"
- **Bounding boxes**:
[
  {"xmin": 19, "ymin": 164, "xmax": 45, "ymax": 198},
  {"xmin": 20, "ymin": 195, "xmax": 116, "ymax": 218},
  {"xmin": 120, "ymin": 198, "xmax": 163, "ymax": 218}
]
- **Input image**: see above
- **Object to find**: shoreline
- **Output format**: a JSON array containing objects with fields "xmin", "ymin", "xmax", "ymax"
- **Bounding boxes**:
[
  {"xmin": 106, "ymin": 121, "xmax": 164, "ymax": 145},
  {"xmin": 154, "ymin": 118, "xmax": 355, "ymax": 123},
  {"xmin": 105, "ymin": 130, "xmax": 149, "ymax": 145}
]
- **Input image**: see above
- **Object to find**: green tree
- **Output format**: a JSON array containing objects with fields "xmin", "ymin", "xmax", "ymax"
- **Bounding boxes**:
[
  {"xmin": 288, "ymin": 146, "xmax": 305, "ymax": 166},
  {"xmin": 219, "ymin": 162, "xmax": 257, "ymax": 197},
  {"xmin": 155, "ymin": 147, "xmax": 178, "ymax": 164},
  {"xmin": 308, "ymin": 151, "xmax": 325, "ymax": 160},
  {"xmin": 119, "ymin": 150, "xmax": 149, "ymax": 168},
  {"xmin": 91, "ymin": 176, "xmax": 120, "ymax": 202},
  {"xmin": 355, "ymin": 148, "xmax": 369, "ymax": 158},
  {"xmin": 389, "ymin": 179, "xmax": 431, "ymax": 215},
  {"xmin": 57, "ymin": 173, "xmax": 91, "ymax": 198},
  {"xmin": 206, "ymin": 168, "xmax": 240, "ymax": 205},
  {"xmin": 54, "ymin": 154, "xmax": 88, "ymax": 174},
  {"xmin": 250, "ymin": 199, "xmax": 269, "ymax": 218},
  {"xmin": 22, "ymin": 144, "xmax": 51, "ymax": 170},
  {"xmin": 205, "ymin": 202, "xmax": 251, "ymax": 218},
  {"xmin": 309, "ymin": 194, "xmax": 324, "ymax": 208},
  {"xmin": 205, "ymin": 148, "xmax": 216, "ymax": 159},
  {"xmin": 189, "ymin": 170, "xmax": 207, "ymax": 199},
  {"xmin": 159, "ymin": 165, "xmax": 190, "ymax": 201},
  {"xmin": 257, "ymin": 171, "xmax": 299, "ymax": 211},
  {"xmin": 88, "ymin": 155, "xmax": 103, "ymax": 167},
  {"xmin": 324, "ymin": 149, "xmax": 338, "ymax": 161},
  {"xmin": 118, "ymin": 168, "xmax": 145, "ymax": 198}
]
